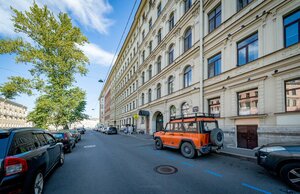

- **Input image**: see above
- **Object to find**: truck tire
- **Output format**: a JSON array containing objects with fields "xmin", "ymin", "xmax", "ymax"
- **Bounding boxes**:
[
  {"xmin": 155, "ymin": 138, "xmax": 163, "ymax": 150},
  {"xmin": 210, "ymin": 128, "xmax": 224, "ymax": 147},
  {"xmin": 181, "ymin": 142, "xmax": 195, "ymax": 159}
]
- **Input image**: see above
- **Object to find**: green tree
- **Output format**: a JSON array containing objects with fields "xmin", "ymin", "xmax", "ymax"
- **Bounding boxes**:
[{"xmin": 0, "ymin": 3, "xmax": 89, "ymax": 128}]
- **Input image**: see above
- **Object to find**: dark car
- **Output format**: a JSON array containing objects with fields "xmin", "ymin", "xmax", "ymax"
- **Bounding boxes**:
[
  {"xmin": 76, "ymin": 128, "xmax": 86, "ymax": 134},
  {"xmin": 69, "ymin": 129, "xmax": 81, "ymax": 142},
  {"xmin": 51, "ymin": 131, "xmax": 76, "ymax": 153},
  {"xmin": 0, "ymin": 128, "xmax": 64, "ymax": 194},
  {"xmin": 256, "ymin": 142, "xmax": 300, "ymax": 191},
  {"xmin": 105, "ymin": 127, "xmax": 118, "ymax": 135}
]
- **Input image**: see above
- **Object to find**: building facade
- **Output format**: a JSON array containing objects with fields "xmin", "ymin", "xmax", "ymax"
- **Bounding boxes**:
[
  {"xmin": 100, "ymin": 0, "xmax": 300, "ymax": 149},
  {"xmin": 0, "ymin": 97, "xmax": 31, "ymax": 128}
]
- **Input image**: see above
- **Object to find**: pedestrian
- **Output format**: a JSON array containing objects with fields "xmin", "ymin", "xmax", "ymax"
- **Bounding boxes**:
[{"xmin": 128, "ymin": 125, "xmax": 133, "ymax": 135}]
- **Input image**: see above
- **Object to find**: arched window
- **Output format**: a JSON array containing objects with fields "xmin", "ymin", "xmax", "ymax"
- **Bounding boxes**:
[
  {"xmin": 184, "ymin": 0, "xmax": 192, "ymax": 13},
  {"xmin": 157, "ymin": 56, "xmax": 161, "ymax": 74},
  {"xmin": 170, "ymin": 105, "xmax": 176, "ymax": 117},
  {"xmin": 157, "ymin": 83, "xmax": 161, "ymax": 99},
  {"xmin": 168, "ymin": 76, "xmax": 174, "ymax": 94},
  {"xmin": 184, "ymin": 66, "xmax": 192, "ymax": 88},
  {"xmin": 148, "ymin": 65, "xmax": 152, "ymax": 80},
  {"xmin": 168, "ymin": 44, "xmax": 174, "ymax": 65},
  {"xmin": 141, "ymin": 93, "xmax": 145, "ymax": 105},
  {"xmin": 157, "ymin": 28, "xmax": 162, "ymax": 44},
  {"xmin": 181, "ymin": 102, "xmax": 189, "ymax": 116},
  {"xmin": 169, "ymin": 12, "xmax": 175, "ymax": 31},
  {"xmin": 141, "ymin": 71, "xmax": 145, "ymax": 84},
  {"xmin": 148, "ymin": 89, "xmax": 152, "ymax": 103},
  {"xmin": 184, "ymin": 27, "xmax": 192, "ymax": 52}
]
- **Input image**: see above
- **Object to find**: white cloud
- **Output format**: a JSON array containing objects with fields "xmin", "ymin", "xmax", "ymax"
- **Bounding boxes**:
[
  {"xmin": 79, "ymin": 43, "xmax": 114, "ymax": 67},
  {"xmin": 0, "ymin": 0, "xmax": 113, "ymax": 37}
]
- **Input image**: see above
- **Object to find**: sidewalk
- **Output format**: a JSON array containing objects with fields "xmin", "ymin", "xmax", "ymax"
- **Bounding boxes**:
[{"xmin": 218, "ymin": 145, "xmax": 257, "ymax": 162}]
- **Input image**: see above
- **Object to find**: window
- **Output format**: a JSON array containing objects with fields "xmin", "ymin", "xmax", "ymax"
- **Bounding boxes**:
[
  {"xmin": 141, "ymin": 116, "xmax": 145, "ymax": 124},
  {"xmin": 142, "ymin": 30, "xmax": 145, "ymax": 40},
  {"xmin": 149, "ymin": 18, "xmax": 153, "ymax": 30},
  {"xmin": 284, "ymin": 10, "xmax": 300, "ymax": 47},
  {"xmin": 141, "ymin": 93, "xmax": 145, "ymax": 105},
  {"xmin": 184, "ymin": 66, "xmax": 192, "ymax": 88},
  {"xmin": 237, "ymin": 0, "xmax": 253, "ymax": 11},
  {"xmin": 142, "ymin": 72, "xmax": 145, "ymax": 84},
  {"xmin": 183, "ymin": 122, "xmax": 197, "ymax": 132},
  {"xmin": 238, "ymin": 89, "xmax": 258, "ymax": 115},
  {"xmin": 148, "ymin": 65, "xmax": 152, "ymax": 80},
  {"xmin": 237, "ymin": 33, "xmax": 258, "ymax": 66},
  {"xmin": 208, "ymin": 53, "xmax": 221, "ymax": 78},
  {"xmin": 184, "ymin": 27, "xmax": 192, "ymax": 52},
  {"xmin": 208, "ymin": 98, "xmax": 220, "ymax": 117},
  {"xmin": 184, "ymin": 0, "xmax": 192, "ymax": 13},
  {"xmin": 157, "ymin": 83, "xmax": 161, "ymax": 99},
  {"xmin": 285, "ymin": 78, "xmax": 300, "ymax": 112},
  {"xmin": 142, "ymin": 50, "xmax": 145, "ymax": 62},
  {"xmin": 157, "ymin": 56, "xmax": 162, "ymax": 74},
  {"xmin": 168, "ymin": 76, "xmax": 174, "ymax": 94},
  {"xmin": 157, "ymin": 2, "xmax": 162, "ymax": 17},
  {"xmin": 149, "ymin": 41, "xmax": 153, "ymax": 53},
  {"xmin": 168, "ymin": 44, "xmax": 174, "ymax": 65},
  {"xmin": 44, "ymin": 134, "xmax": 55, "ymax": 144},
  {"xmin": 169, "ymin": 12, "xmax": 175, "ymax": 31},
  {"xmin": 9, "ymin": 133, "xmax": 36, "ymax": 155},
  {"xmin": 170, "ymin": 105, "xmax": 176, "ymax": 117},
  {"xmin": 157, "ymin": 29, "xmax": 162, "ymax": 44},
  {"xmin": 208, "ymin": 4, "xmax": 221, "ymax": 33},
  {"xmin": 133, "ymin": 101, "xmax": 135, "ymax": 109},
  {"xmin": 181, "ymin": 102, "xmax": 190, "ymax": 116},
  {"xmin": 148, "ymin": 89, "xmax": 152, "ymax": 102}
]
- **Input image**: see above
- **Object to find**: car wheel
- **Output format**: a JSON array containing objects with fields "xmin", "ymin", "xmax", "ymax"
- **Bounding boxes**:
[
  {"xmin": 31, "ymin": 171, "xmax": 44, "ymax": 194},
  {"xmin": 58, "ymin": 152, "xmax": 65, "ymax": 166},
  {"xmin": 155, "ymin": 138, "xmax": 163, "ymax": 150},
  {"xmin": 181, "ymin": 142, "xmax": 195, "ymax": 159},
  {"xmin": 280, "ymin": 163, "xmax": 300, "ymax": 191}
]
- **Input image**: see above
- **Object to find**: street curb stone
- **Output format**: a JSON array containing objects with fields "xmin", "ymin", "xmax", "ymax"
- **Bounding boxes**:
[{"xmin": 216, "ymin": 151, "xmax": 257, "ymax": 163}]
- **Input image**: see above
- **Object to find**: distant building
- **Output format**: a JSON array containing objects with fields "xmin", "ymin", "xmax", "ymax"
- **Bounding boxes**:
[
  {"xmin": 0, "ymin": 97, "xmax": 31, "ymax": 128},
  {"xmin": 99, "ymin": 97, "xmax": 105, "ymax": 125},
  {"xmin": 71, "ymin": 118, "xmax": 99, "ymax": 129}
]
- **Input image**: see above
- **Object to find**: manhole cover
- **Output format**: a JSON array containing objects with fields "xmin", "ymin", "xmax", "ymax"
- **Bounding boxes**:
[{"xmin": 154, "ymin": 165, "xmax": 178, "ymax": 175}]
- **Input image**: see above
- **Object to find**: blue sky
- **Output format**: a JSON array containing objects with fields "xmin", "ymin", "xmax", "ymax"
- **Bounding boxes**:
[{"xmin": 0, "ymin": 0, "xmax": 140, "ymax": 118}]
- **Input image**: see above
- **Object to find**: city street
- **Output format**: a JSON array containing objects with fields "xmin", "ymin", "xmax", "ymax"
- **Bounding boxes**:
[{"xmin": 43, "ymin": 130, "xmax": 296, "ymax": 194}]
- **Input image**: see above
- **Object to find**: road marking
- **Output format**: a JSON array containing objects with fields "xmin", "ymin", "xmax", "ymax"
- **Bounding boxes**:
[
  {"xmin": 84, "ymin": 145, "xmax": 96, "ymax": 148},
  {"xmin": 181, "ymin": 161, "xmax": 194, "ymax": 167},
  {"xmin": 204, "ymin": 170, "xmax": 223, "ymax": 177},
  {"xmin": 241, "ymin": 183, "xmax": 272, "ymax": 194}
]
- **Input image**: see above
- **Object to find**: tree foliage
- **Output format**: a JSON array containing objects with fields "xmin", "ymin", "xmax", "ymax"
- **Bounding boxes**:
[{"xmin": 0, "ymin": 3, "xmax": 90, "ymax": 128}]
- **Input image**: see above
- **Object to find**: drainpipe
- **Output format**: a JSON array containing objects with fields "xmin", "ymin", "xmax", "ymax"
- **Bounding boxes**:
[{"xmin": 199, "ymin": 0, "xmax": 204, "ymax": 113}]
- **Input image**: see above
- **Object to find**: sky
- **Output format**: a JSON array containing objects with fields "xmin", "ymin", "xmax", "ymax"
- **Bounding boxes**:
[{"xmin": 0, "ymin": 0, "xmax": 140, "ymax": 119}]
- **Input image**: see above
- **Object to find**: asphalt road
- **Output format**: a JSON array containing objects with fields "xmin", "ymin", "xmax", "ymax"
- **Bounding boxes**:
[{"xmin": 43, "ymin": 130, "xmax": 299, "ymax": 194}]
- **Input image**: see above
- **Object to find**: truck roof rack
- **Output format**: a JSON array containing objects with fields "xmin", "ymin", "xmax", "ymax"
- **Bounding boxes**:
[{"xmin": 170, "ymin": 113, "xmax": 216, "ymax": 121}]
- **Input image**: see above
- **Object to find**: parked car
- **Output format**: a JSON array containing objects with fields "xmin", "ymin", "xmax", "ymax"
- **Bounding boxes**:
[
  {"xmin": 0, "ymin": 127, "xmax": 64, "ymax": 194},
  {"xmin": 69, "ymin": 129, "xmax": 81, "ymax": 142},
  {"xmin": 100, "ymin": 127, "xmax": 107, "ymax": 133},
  {"xmin": 153, "ymin": 113, "xmax": 224, "ymax": 159},
  {"xmin": 77, "ymin": 128, "xmax": 86, "ymax": 134},
  {"xmin": 255, "ymin": 142, "xmax": 300, "ymax": 191},
  {"xmin": 51, "ymin": 131, "xmax": 76, "ymax": 153},
  {"xmin": 105, "ymin": 127, "xmax": 118, "ymax": 135}
]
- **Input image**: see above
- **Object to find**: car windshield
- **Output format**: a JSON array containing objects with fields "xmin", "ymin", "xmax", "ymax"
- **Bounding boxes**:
[
  {"xmin": 202, "ymin": 121, "xmax": 217, "ymax": 132},
  {"xmin": 52, "ymin": 133, "xmax": 64, "ymax": 139}
]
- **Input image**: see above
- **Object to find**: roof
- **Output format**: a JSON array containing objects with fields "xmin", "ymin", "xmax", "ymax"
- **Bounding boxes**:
[
  {"xmin": 6, "ymin": 127, "xmax": 44, "ymax": 133},
  {"xmin": 0, "ymin": 97, "xmax": 28, "ymax": 109}
]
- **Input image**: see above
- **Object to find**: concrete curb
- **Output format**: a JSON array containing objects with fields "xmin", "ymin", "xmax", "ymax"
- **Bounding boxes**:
[{"xmin": 216, "ymin": 151, "xmax": 257, "ymax": 163}]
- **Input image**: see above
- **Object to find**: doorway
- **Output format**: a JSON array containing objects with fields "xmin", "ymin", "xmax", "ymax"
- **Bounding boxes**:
[
  {"xmin": 156, "ymin": 112, "xmax": 164, "ymax": 132},
  {"xmin": 237, "ymin": 125, "xmax": 258, "ymax": 149}
]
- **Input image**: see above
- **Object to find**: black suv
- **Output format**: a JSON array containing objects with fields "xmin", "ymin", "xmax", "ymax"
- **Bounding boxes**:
[
  {"xmin": 256, "ymin": 142, "xmax": 300, "ymax": 191},
  {"xmin": 0, "ymin": 128, "xmax": 64, "ymax": 194}
]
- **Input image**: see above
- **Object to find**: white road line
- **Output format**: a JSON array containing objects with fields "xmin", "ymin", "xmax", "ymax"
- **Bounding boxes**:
[{"xmin": 84, "ymin": 145, "xmax": 96, "ymax": 148}]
